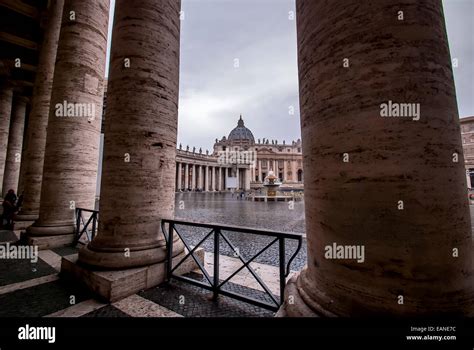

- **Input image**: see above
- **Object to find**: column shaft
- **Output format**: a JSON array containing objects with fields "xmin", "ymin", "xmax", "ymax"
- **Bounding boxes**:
[
  {"xmin": 2, "ymin": 97, "xmax": 27, "ymax": 196},
  {"xmin": 27, "ymin": 0, "xmax": 109, "ymax": 240},
  {"xmin": 16, "ymin": 0, "xmax": 64, "ymax": 220},
  {"xmin": 177, "ymin": 162, "xmax": 182, "ymax": 190},
  {"xmin": 184, "ymin": 163, "xmax": 189, "ymax": 190},
  {"xmin": 79, "ymin": 0, "xmax": 183, "ymax": 269},
  {"xmin": 0, "ymin": 88, "xmax": 14, "ymax": 195},
  {"xmin": 191, "ymin": 164, "xmax": 196, "ymax": 190},
  {"xmin": 282, "ymin": 0, "xmax": 474, "ymax": 316}
]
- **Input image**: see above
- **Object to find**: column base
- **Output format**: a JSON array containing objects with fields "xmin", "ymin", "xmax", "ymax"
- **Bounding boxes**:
[
  {"xmin": 13, "ymin": 220, "xmax": 35, "ymax": 231},
  {"xmin": 60, "ymin": 248, "xmax": 203, "ymax": 302},
  {"xmin": 14, "ymin": 212, "xmax": 39, "ymax": 222},
  {"xmin": 22, "ymin": 232, "xmax": 75, "ymax": 250},
  {"xmin": 277, "ymin": 271, "xmax": 337, "ymax": 317},
  {"xmin": 78, "ymin": 237, "xmax": 185, "ymax": 270},
  {"xmin": 23, "ymin": 222, "xmax": 75, "ymax": 249},
  {"xmin": 279, "ymin": 270, "xmax": 474, "ymax": 317}
]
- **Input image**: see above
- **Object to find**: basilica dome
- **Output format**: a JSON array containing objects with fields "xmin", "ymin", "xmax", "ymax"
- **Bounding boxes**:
[{"xmin": 228, "ymin": 115, "xmax": 255, "ymax": 143}]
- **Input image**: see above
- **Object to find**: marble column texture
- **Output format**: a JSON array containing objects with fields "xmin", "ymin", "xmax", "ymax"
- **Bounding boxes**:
[
  {"xmin": 280, "ymin": 0, "xmax": 474, "ymax": 317},
  {"xmin": 79, "ymin": 0, "xmax": 183, "ymax": 269},
  {"xmin": 0, "ymin": 87, "xmax": 14, "ymax": 195},
  {"xmin": 2, "ymin": 97, "xmax": 28, "ymax": 196},
  {"xmin": 26, "ymin": 0, "xmax": 109, "ymax": 240},
  {"xmin": 204, "ymin": 165, "xmax": 209, "ymax": 191},
  {"xmin": 16, "ymin": 0, "xmax": 64, "ymax": 221}
]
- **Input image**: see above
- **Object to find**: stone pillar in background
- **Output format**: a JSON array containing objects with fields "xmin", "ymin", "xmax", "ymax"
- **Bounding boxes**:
[
  {"xmin": 209, "ymin": 166, "xmax": 216, "ymax": 192},
  {"xmin": 184, "ymin": 163, "xmax": 189, "ymax": 190},
  {"xmin": 204, "ymin": 165, "xmax": 209, "ymax": 191},
  {"xmin": 191, "ymin": 164, "xmax": 196, "ymax": 190},
  {"xmin": 235, "ymin": 167, "xmax": 240, "ymax": 189},
  {"xmin": 177, "ymin": 162, "xmax": 182, "ymax": 190},
  {"xmin": 244, "ymin": 168, "xmax": 251, "ymax": 190},
  {"xmin": 280, "ymin": 0, "xmax": 474, "ymax": 317},
  {"xmin": 218, "ymin": 167, "xmax": 222, "ymax": 191},
  {"xmin": 16, "ymin": 0, "xmax": 64, "ymax": 223},
  {"xmin": 283, "ymin": 160, "xmax": 287, "ymax": 182},
  {"xmin": 291, "ymin": 161, "xmax": 297, "ymax": 182},
  {"xmin": 2, "ymin": 97, "xmax": 28, "ymax": 196},
  {"xmin": 78, "ymin": 0, "xmax": 183, "ymax": 270},
  {"xmin": 17, "ymin": 130, "xmax": 30, "ymax": 195},
  {"xmin": 0, "ymin": 87, "xmax": 14, "ymax": 195},
  {"xmin": 258, "ymin": 160, "xmax": 262, "ymax": 182},
  {"xmin": 198, "ymin": 165, "xmax": 203, "ymax": 189},
  {"xmin": 26, "ymin": 0, "xmax": 109, "ymax": 249}
]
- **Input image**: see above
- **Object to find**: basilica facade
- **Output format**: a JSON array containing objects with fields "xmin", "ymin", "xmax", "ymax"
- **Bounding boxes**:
[{"xmin": 175, "ymin": 116, "xmax": 304, "ymax": 192}]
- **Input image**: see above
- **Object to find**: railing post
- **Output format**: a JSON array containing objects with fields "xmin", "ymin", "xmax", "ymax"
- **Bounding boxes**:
[
  {"xmin": 213, "ymin": 228, "xmax": 220, "ymax": 301},
  {"xmin": 91, "ymin": 212, "xmax": 97, "ymax": 241},
  {"xmin": 74, "ymin": 208, "xmax": 81, "ymax": 244},
  {"xmin": 279, "ymin": 237, "xmax": 286, "ymax": 305},
  {"xmin": 167, "ymin": 222, "xmax": 174, "ymax": 281}
]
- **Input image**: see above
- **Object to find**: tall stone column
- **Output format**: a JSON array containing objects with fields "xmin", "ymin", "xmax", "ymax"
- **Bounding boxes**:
[
  {"xmin": 16, "ymin": 0, "xmax": 64, "ymax": 222},
  {"xmin": 2, "ymin": 97, "xmax": 28, "ymax": 196},
  {"xmin": 280, "ymin": 0, "xmax": 474, "ymax": 317},
  {"xmin": 291, "ymin": 160, "xmax": 297, "ymax": 182},
  {"xmin": 244, "ymin": 168, "xmax": 251, "ymax": 191},
  {"xmin": 258, "ymin": 160, "xmax": 262, "ymax": 182},
  {"xmin": 191, "ymin": 164, "xmax": 196, "ymax": 190},
  {"xmin": 198, "ymin": 165, "xmax": 203, "ymax": 189},
  {"xmin": 78, "ymin": 0, "xmax": 183, "ymax": 270},
  {"xmin": 467, "ymin": 169, "xmax": 472, "ymax": 189},
  {"xmin": 235, "ymin": 167, "xmax": 240, "ymax": 189},
  {"xmin": 177, "ymin": 162, "xmax": 182, "ymax": 190},
  {"xmin": 204, "ymin": 165, "xmax": 209, "ymax": 191},
  {"xmin": 283, "ymin": 160, "xmax": 287, "ymax": 182},
  {"xmin": 0, "ymin": 87, "xmax": 14, "ymax": 195},
  {"xmin": 26, "ymin": 0, "xmax": 109, "ymax": 248},
  {"xmin": 184, "ymin": 163, "xmax": 189, "ymax": 190},
  {"xmin": 218, "ymin": 167, "xmax": 222, "ymax": 191},
  {"xmin": 211, "ymin": 166, "xmax": 216, "ymax": 191}
]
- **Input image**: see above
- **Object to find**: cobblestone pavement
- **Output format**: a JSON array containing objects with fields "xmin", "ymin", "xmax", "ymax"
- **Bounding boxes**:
[
  {"xmin": 175, "ymin": 192, "xmax": 307, "ymax": 270},
  {"xmin": 139, "ymin": 273, "xmax": 275, "ymax": 317}
]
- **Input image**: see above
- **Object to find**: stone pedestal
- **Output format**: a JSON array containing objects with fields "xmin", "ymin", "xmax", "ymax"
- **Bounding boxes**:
[
  {"xmin": 280, "ymin": 0, "xmax": 474, "ymax": 317},
  {"xmin": 2, "ymin": 97, "xmax": 27, "ymax": 196},
  {"xmin": 62, "ymin": 247, "xmax": 203, "ymax": 302},
  {"xmin": 26, "ymin": 0, "xmax": 109, "ymax": 248},
  {"xmin": 15, "ymin": 0, "xmax": 64, "ymax": 223}
]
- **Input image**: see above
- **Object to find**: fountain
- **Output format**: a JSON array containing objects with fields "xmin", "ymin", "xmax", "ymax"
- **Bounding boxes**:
[
  {"xmin": 263, "ymin": 170, "xmax": 281, "ymax": 197},
  {"xmin": 252, "ymin": 170, "xmax": 300, "ymax": 202}
]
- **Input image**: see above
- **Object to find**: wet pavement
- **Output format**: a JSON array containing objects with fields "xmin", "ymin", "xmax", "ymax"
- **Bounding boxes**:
[{"xmin": 174, "ymin": 192, "xmax": 307, "ymax": 271}]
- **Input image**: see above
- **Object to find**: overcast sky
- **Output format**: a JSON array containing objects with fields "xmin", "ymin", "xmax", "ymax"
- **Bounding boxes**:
[{"xmin": 106, "ymin": 0, "xmax": 473, "ymax": 152}]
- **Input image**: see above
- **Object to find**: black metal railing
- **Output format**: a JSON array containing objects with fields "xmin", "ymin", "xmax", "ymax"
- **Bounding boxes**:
[
  {"xmin": 74, "ymin": 208, "xmax": 99, "ymax": 245},
  {"xmin": 161, "ymin": 219, "xmax": 303, "ymax": 312}
]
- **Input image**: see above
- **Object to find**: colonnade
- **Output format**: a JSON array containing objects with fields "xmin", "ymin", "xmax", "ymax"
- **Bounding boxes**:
[{"xmin": 0, "ymin": 0, "xmax": 471, "ymax": 314}]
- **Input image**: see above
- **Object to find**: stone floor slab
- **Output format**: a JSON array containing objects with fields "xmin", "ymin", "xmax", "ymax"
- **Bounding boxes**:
[{"xmin": 113, "ymin": 294, "xmax": 182, "ymax": 317}]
